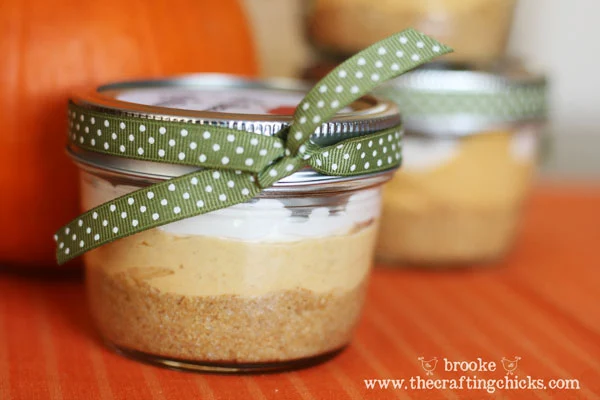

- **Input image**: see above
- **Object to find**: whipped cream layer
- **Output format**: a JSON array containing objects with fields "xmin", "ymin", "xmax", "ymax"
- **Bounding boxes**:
[
  {"xmin": 401, "ymin": 127, "xmax": 538, "ymax": 172},
  {"xmin": 81, "ymin": 174, "xmax": 381, "ymax": 242}
]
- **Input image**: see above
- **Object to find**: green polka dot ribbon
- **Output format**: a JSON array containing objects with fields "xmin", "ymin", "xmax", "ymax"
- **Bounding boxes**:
[
  {"xmin": 54, "ymin": 28, "xmax": 452, "ymax": 264},
  {"xmin": 374, "ymin": 68, "xmax": 548, "ymax": 134},
  {"xmin": 376, "ymin": 84, "xmax": 547, "ymax": 122}
]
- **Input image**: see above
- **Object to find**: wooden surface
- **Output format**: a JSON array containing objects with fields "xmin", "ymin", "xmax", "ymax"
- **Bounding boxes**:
[{"xmin": 0, "ymin": 184, "xmax": 599, "ymax": 400}]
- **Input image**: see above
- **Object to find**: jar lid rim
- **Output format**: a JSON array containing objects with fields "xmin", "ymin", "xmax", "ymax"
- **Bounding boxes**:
[
  {"xmin": 73, "ymin": 74, "xmax": 401, "ymax": 147},
  {"xmin": 384, "ymin": 61, "xmax": 547, "ymax": 92}
]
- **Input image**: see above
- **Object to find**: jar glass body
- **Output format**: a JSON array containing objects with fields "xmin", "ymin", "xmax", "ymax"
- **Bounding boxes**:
[
  {"xmin": 308, "ymin": 0, "xmax": 517, "ymax": 64},
  {"xmin": 376, "ymin": 124, "xmax": 541, "ymax": 265},
  {"xmin": 79, "ymin": 168, "xmax": 383, "ymax": 372}
]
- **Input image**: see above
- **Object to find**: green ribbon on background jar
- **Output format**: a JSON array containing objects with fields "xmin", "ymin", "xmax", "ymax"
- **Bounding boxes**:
[
  {"xmin": 54, "ymin": 28, "xmax": 452, "ymax": 264},
  {"xmin": 375, "ymin": 85, "xmax": 548, "ymax": 122}
]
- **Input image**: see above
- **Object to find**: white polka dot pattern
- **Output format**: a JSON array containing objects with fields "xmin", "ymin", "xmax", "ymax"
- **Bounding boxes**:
[
  {"xmin": 55, "ymin": 28, "xmax": 452, "ymax": 264},
  {"xmin": 308, "ymin": 128, "xmax": 403, "ymax": 176},
  {"xmin": 55, "ymin": 169, "xmax": 261, "ymax": 263},
  {"xmin": 375, "ymin": 84, "xmax": 548, "ymax": 123},
  {"xmin": 67, "ymin": 108, "xmax": 284, "ymax": 174}
]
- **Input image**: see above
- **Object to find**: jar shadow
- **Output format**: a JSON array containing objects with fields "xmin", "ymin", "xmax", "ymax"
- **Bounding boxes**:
[{"xmin": 106, "ymin": 342, "xmax": 346, "ymax": 375}]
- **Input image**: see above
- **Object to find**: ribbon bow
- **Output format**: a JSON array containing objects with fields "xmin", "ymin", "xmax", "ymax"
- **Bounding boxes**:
[{"xmin": 54, "ymin": 29, "xmax": 452, "ymax": 264}]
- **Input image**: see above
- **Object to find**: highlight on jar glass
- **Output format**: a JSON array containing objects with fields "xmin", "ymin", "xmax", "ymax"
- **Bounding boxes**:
[
  {"xmin": 374, "ymin": 62, "xmax": 548, "ymax": 266},
  {"xmin": 308, "ymin": 0, "xmax": 517, "ymax": 65}
]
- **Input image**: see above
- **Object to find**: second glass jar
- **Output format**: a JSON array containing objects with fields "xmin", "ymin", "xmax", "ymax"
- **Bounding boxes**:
[{"xmin": 375, "ymin": 63, "xmax": 548, "ymax": 265}]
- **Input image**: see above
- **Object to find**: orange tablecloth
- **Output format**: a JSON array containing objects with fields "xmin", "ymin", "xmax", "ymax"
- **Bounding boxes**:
[{"xmin": 1, "ymin": 184, "xmax": 599, "ymax": 400}]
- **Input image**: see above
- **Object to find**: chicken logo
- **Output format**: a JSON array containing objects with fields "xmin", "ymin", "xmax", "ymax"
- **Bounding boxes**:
[
  {"xmin": 501, "ymin": 356, "xmax": 521, "ymax": 375},
  {"xmin": 418, "ymin": 357, "xmax": 438, "ymax": 376}
]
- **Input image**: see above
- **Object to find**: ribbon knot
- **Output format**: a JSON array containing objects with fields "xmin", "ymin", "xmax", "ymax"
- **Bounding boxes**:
[
  {"xmin": 54, "ymin": 28, "xmax": 452, "ymax": 264},
  {"xmin": 256, "ymin": 121, "xmax": 317, "ymax": 188}
]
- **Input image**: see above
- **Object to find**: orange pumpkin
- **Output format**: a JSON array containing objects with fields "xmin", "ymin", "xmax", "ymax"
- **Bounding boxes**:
[{"xmin": 0, "ymin": 0, "xmax": 257, "ymax": 267}]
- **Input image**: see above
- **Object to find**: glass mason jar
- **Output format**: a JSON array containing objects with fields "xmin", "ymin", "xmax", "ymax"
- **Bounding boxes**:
[
  {"xmin": 374, "ymin": 63, "xmax": 548, "ymax": 265},
  {"xmin": 307, "ymin": 0, "xmax": 518, "ymax": 65},
  {"xmin": 68, "ymin": 75, "xmax": 401, "ymax": 371}
]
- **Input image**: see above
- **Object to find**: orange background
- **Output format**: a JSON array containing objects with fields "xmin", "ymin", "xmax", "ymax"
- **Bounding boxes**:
[{"xmin": 1, "ymin": 183, "xmax": 599, "ymax": 399}]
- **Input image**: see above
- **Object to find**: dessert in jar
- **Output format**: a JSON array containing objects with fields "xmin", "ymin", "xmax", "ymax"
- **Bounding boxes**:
[
  {"xmin": 374, "ymin": 63, "xmax": 548, "ymax": 265},
  {"xmin": 67, "ymin": 76, "xmax": 401, "ymax": 371},
  {"xmin": 54, "ymin": 29, "xmax": 452, "ymax": 371},
  {"xmin": 308, "ymin": 0, "xmax": 517, "ymax": 65}
]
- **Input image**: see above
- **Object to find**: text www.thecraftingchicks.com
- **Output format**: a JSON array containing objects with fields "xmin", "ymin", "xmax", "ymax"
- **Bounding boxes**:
[
  {"xmin": 363, "ymin": 357, "xmax": 581, "ymax": 394},
  {"xmin": 364, "ymin": 376, "xmax": 580, "ymax": 394}
]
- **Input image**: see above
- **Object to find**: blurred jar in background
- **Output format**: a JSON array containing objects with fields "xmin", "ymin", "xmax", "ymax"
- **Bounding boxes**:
[
  {"xmin": 374, "ymin": 63, "xmax": 548, "ymax": 265},
  {"xmin": 308, "ymin": 0, "xmax": 517, "ymax": 65}
]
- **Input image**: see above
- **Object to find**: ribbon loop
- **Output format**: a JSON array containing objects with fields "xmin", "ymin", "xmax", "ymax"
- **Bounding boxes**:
[{"xmin": 285, "ymin": 29, "xmax": 451, "ymax": 154}]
